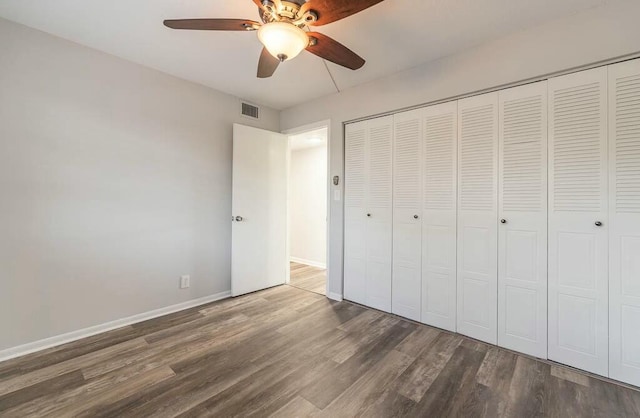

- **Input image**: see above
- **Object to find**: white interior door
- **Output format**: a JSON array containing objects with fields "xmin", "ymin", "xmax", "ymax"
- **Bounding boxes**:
[
  {"xmin": 231, "ymin": 123, "xmax": 288, "ymax": 297},
  {"xmin": 344, "ymin": 121, "xmax": 368, "ymax": 305},
  {"xmin": 548, "ymin": 67, "xmax": 609, "ymax": 376},
  {"xmin": 498, "ymin": 81, "xmax": 548, "ymax": 358},
  {"xmin": 457, "ymin": 92, "xmax": 499, "ymax": 344},
  {"xmin": 393, "ymin": 109, "xmax": 423, "ymax": 321},
  {"xmin": 422, "ymin": 101, "xmax": 458, "ymax": 331},
  {"xmin": 609, "ymin": 59, "xmax": 640, "ymax": 387},
  {"xmin": 365, "ymin": 116, "xmax": 394, "ymax": 312}
]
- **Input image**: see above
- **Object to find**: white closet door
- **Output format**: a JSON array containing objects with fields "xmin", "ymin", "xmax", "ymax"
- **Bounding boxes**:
[
  {"xmin": 422, "ymin": 101, "xmax": 458, "ymax": 331},
  {"xmin": 497, "ymin": 82, "xmax": 548, "ymax": 358},
  {"xmin": 548, "ymin": 67, "xmax": 608, "ymax": 377},
  {"xmin": 366, "ymin": 116, "xmax": 394, "ymax": 312},
  {"xmin": 392, "ymin": 109, "xmax": 423, "ymax": 320},
  {"xmin": 344, "ymin": 121, "xmax": 368, "ymax": 306},
  {"xmin": 457, "ymin": 92, "xmax": 499, "ymax": 344},
  {"xmin": 609, "ymin": 59, "xmax": 640, "ymax": 387}
]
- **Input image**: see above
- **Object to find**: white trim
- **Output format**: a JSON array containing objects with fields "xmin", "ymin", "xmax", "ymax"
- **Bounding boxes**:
[
  {"xmin": 0, "ymin": 291, "xmax": 231, "ymax": 362},
  {"xmin": 282, "ymin": 119, "xmax": 331, "ymax": 136},
  {"xmin": 327, "ymin": 292, "xmax": 343, "ymax": 302},
  {"xmin": 290, "ymin": 257, "xmax": 327, "ymax": 269},
  {"xmin": 284, "ymin": 119, "xmax": 332, "ymax": 297}
]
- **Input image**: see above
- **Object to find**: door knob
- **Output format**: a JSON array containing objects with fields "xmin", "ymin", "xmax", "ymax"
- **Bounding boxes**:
[
  {"xmin": 367, "ymin": 213, "xmax": 371, "ymax": 217},
  {"xmin": 595, "ymin": 221, "xmax": 603, "ymax": 227},
  {"xmin": 235, "ymin": 216, "xmax": 244, "ymax": 222},
  {"xmin": 500, "ymin": 219, "xmax": 507, "ymax": 224},
  {"xmin": 414, "ymin": 215, "xmax": 419, "ymax": 219}
]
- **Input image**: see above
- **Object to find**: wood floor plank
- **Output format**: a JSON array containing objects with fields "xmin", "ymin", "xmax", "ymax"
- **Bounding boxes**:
[
  {"xmin": 0, "ymin": 337, "xmax": 148, "ymax": 397},
  {"xmin": 298, "ymin": 320, "xmax": 416, "ymax": 410},
  {"xmin": 1, "ymin": 284, "xmax": 639, "ymax": 417},
  {"xmin": 318, "ymin": 349, "xmax": 414, "ymax": 417},
  {"xmin": 503, "ymin": 356, "xmax": 548, "ymax": 417},
  {"xmin": 269, "ymin": 395, "xmax": 321, "ymax": 418},
  {"xmin": 0, "ymin": 369, "xmax": 85, "ymax": 413},
  {"xmin": 289, "ymin": 262, "xmax": 326, "ymax": 295},
  {"xmin": 394, "ymin": 332, "xmax": 463, "ymax": 403},
  {"xmin": 0, "ymin": 325, "xmax": 140, "ymax": 381},
  {"xmin": 412, "ymin": 344, "xmax": 488, "ymax": 416}
]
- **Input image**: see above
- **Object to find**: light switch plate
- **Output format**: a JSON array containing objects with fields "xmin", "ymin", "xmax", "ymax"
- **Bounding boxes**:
[{"xmin": 180, "ymin": 275, "xmax": 190, "ymax": 289}]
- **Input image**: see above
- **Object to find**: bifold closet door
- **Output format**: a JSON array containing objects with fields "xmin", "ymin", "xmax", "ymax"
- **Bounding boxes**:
[
  {"xmin": 548, "ymin": 67, "xmax": 609, "ymax": 377},
  {"xmin": 392, "ymin": 109, "xmax": 423, "ymax": 321},
  {"xmin": 422, "ymin": 101, "xmax": 458, "ymax": 331},
  {"xmin": 344, "ymin": 121, "xmax": 368, "ymax": 306},
  {"xmin": 457, "ymin": 92, "xmax": 499, "ymax": 344},
  {"xmin": 344, "ymin": 116, "xmax": 393, "ymax": 312},
  {"xmin": 497, "ymin": 82, "xmax": 548, "ymax": 358},
  {"xmin": 365, "ymin": 116, "xmax": 394, "ymax": 312},
  {"xmin": 609, "ymin": 59, "xmax": 640, "ymax": 387}
]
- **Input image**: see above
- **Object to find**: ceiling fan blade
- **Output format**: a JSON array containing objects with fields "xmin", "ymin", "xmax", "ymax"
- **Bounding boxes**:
[
  {"xmin": 163, "ymin": 19, "xmax": 259, "ymax": 31},
  {"xmin": 300, "ymin": 0, "xmax": 385, "ymax": 26},
  {"xmin": 306, "ymin": 32, "xmax": 365, "ymax": 70},
  {"xmin": 257, "ymin": 47, "xmax": 280, "ymax": 78}
]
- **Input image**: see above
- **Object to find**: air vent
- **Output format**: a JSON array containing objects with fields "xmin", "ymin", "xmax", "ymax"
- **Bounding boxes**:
[{"xmin": 241, "ymin": 102, "xmax": 260, "ymax": 119}]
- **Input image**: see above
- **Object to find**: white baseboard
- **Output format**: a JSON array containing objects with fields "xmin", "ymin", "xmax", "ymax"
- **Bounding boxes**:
[
  {"xmin": 0, "ymin": 290, "xmax": 231, "ymax": 363},
  {"xmin": 327, "ymin": 292, "xmax": 343, "ymax": 302},
  {"xmin": 290, "ymin": 257, "xmax": 326, "ymax": 269}
]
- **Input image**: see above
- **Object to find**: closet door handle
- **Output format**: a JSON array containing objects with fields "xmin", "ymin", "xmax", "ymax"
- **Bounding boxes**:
[
  {"xmin": 413, "ymin": 215, "xmax": 419, "ymax": 219},
  {"xmin": 500, "ymin": 219, "xmax": 507, "ymax": 224},
  {"xmin": 595, "ymin": 221, "xmax": 603, "ymax": 227},
  {"xmin": 367, "ymin": 213, "xmax": 371, "ymax": 217}
]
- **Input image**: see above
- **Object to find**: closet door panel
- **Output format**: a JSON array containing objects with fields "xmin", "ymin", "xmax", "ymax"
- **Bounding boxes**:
[
  {"xmin": 457, "ymin": 92, "xmax": 499, "ymax": 344},
  {"xmin": 344, "ymin": 122, "xmax": 368, "ymax": 305},
  {"xmin": 366, "ymin": 116, "xmax": 394, "ymax": 312},
  {"xmin": 422, "ymin": 101, "xmax": 458, "ymax": 331},
  {"xmin": 498, "ymin": 81, "xmax": 548, "ymax": 358},
  {"xmin": 548, "ymin": 67, "xmax": 608, "ymax": 376},
  {"xmin": 609, "ymin": 59, "xmax": 640, "ymax": 386},
  {"xmin": 393, "ymin": 109, "xmax": 423, "ymax": 320}
]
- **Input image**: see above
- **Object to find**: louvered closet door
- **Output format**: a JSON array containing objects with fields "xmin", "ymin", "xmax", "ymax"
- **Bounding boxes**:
[
  {"xmin": 497, "ymin": 82, "xmax": 548, "ymax": 358},
  {"xmin": 393, "ymin": 109, "xmax": 423, "ymax": 320},
  {"xmin": 609, "ymin": 59, "xmax": 640, "ymax": 387},
  {"xmin": 344, "ymin": 121, "xmax": 368, "ymax": 306},
  {"xmin": 422, "ymin": 101, "xmax": 458, "ymax": 331},
  {"xmin": 548, "ymin": 67, "xmax": 608, "ymax": 376},
  {"xmin": 366, "ymin": 116, "xmax": 394, "ymax": 312},
  {"xmin": 457, "ymin": 92, "xmax": 499, "ymax": 344}
]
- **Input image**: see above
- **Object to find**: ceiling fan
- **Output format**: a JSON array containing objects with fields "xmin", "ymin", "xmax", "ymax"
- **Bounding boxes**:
[{"xmin": 163, "ymin": 0, "xmax": 385, "ymax": 78}]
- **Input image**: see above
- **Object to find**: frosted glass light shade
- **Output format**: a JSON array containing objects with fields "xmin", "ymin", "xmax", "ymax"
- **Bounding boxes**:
[{"xmin": 257, "ymin": 22, "xmax": 308, "ymax": 62}]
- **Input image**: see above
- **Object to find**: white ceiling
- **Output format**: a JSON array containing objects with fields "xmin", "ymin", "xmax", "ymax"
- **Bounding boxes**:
[
  {"xmin": 290, "ymin": 127, "xmax": 327, "ymax": 150},
  {"xmin": 0, "ymin": 0, "xmax": 616, "ymax": 109}
]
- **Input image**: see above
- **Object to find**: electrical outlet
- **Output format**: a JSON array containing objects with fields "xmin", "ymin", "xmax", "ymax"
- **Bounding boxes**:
[{"xmin": 180, "ymin": 275, "xmax": 190, "ymax": 289}]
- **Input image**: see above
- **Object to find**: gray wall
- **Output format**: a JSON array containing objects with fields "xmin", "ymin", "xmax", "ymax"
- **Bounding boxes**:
[
  {"xmin": 280, "ymin": 0, "xmax": 640, "ymax": 299},
  {"xmin": 0, "ymin": 18, "xmax": 279, "ymax": 351}
]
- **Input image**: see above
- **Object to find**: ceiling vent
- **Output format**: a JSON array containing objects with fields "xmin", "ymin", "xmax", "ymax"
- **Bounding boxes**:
[{"xmin": 241, "ymin": 102, "xmax": 260, "ymax": 119}]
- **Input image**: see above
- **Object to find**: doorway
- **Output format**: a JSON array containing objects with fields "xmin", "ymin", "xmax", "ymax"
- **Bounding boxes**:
[{"xmin": 287, "ymin": 126, "xmax": 329, "ymax": 296}]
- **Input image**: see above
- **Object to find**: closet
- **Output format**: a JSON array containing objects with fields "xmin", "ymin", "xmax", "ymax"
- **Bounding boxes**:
[
  {"xmin": 547, "ymin": 67, "xmax": 609, "ymax": 376},
  {"xmin": 497, "ymin": 81, "xmax": 548, "ymax": 358},
  {"xmin": 344, "ymin": 116, "xmax": 393, "ymax": 312},
  {"xmin": 390, "ymin": 103, "xmax": 458, "ymax": 328},
  {"xmin": 608, "ymin": 59, "xmax": 640, "ymax": 387},
  {"xmin": 456, "ymin": 93, "xmax": 499, "ymax": 344},
  {"xmin": 343, "ymin": 57, "xmax": 640, "ymax": 388}
]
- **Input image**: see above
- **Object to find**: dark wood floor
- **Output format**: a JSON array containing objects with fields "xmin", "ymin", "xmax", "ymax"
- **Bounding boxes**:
[
  {"xmin": 1, "ymin": 285, "xmax": 639, "ymax": 417},
  {"xmin": 289, "ymin": 262, "xmax": 326, "ymax": 296}
]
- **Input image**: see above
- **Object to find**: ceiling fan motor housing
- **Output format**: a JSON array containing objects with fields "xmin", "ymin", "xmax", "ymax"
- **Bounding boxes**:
[{"xmin": 260, "ymin": 0, "xmax": 317, "ymax": 26}]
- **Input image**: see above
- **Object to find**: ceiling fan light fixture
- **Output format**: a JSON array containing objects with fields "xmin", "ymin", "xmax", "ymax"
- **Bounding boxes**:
[{"xmin": 257, "ymin": 22, "xmax": 308, "ymax": 62}]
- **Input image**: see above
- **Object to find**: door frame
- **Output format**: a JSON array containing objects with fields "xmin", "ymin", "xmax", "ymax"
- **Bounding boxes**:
[{"xmin": 283, "ymin": 120, "xmax": 332, "ymax": 297}]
